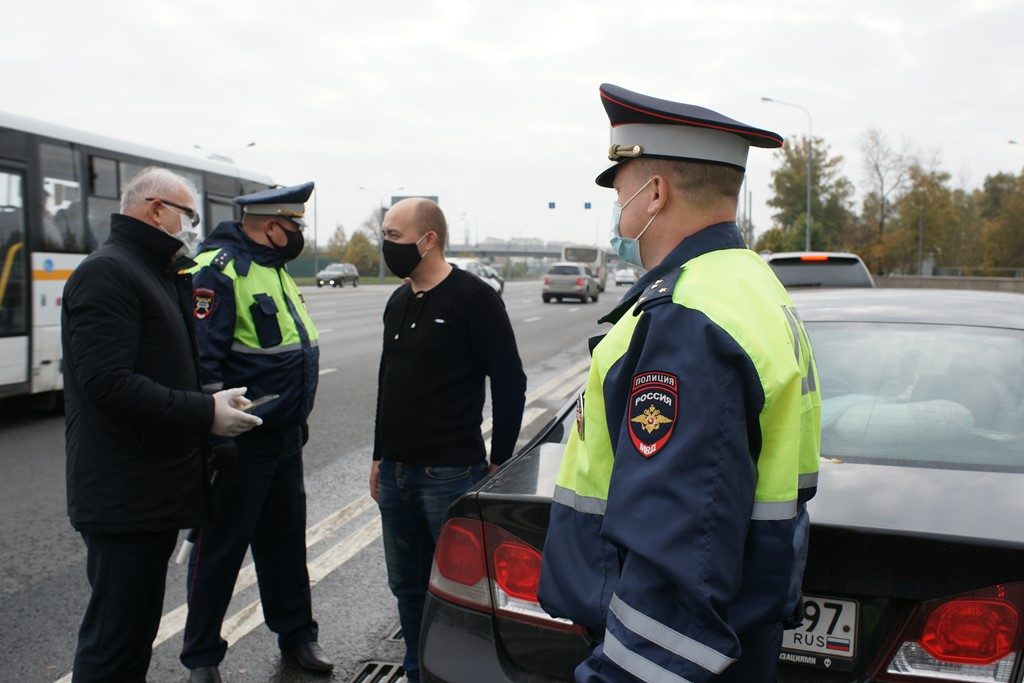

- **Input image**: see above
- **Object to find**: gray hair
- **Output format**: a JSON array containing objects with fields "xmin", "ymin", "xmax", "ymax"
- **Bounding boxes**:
[{"xmin": 120, "ymin": 167, "xmax": 198, "ymax": 213}]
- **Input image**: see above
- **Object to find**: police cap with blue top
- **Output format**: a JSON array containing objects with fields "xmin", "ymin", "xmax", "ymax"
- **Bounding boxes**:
[
  {"xmin": 595, "ymin": 83, "xmax": 783, "ymax": 187},
  {"xmin": 234, "ymin": 181, "xmax": 315, "ymax": 227}
]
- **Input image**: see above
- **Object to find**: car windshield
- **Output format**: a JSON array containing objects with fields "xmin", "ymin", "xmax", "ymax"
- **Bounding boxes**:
[
  {"xmin": 808, "ymin": 322, "xmax": 1024, "ymax": 470},
  {"xmin": 323, "ymin": 265, "xmax": 345, "ymax": 272},
  {"xmin": 769, "ymin": 257, "xmax": 872, "ymax": 287},
  {"xmin": 548, "ymin": 265, "xmax": 582, "ymax": 275}
]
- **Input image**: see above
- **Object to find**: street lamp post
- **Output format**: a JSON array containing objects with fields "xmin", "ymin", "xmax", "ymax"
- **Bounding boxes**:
[
  {"xmin": 359, "ymin": 185, "xmax": 403, "ymax": 282},
  {"xmin": 761, "ymin": 97, "xmax": 813, "ymax": 250}
]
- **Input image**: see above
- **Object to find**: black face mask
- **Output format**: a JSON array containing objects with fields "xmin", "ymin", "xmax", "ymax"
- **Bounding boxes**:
[
  {"xmin": 275, "ymin": 226, "xmax": 305, "ymax": 261},
  {"xmin": 382, "ymin": 236, "xmax": 427, "ymax": 278}
]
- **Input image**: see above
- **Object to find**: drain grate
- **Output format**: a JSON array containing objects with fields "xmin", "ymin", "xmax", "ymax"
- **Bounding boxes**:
[
  {"xmin": 347, "ymin": 661, "xmax": 403, "ymax": 683},
  {"xmin": 386, "ymin": 623, "xmax": 404, "ymax": 642}
]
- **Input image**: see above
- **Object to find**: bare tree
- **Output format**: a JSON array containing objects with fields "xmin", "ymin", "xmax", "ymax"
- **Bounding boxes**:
[{"xmin": 860, "ymin": 127, "xmax": 912, "ymax": 241}]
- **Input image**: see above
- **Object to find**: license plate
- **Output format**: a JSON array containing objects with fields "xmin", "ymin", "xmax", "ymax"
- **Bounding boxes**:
[{"xmin": 780, "ymin": 595, "xmax": 858, "ymax": 672}]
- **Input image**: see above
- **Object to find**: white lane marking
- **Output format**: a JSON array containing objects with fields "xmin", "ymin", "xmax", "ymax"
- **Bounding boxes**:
[
  {"xmin": 222, "ymin": 518, "xmax": 382, "ymax": 647},
  {"xmin": 523, "ymin": 316, "xmax": 542, "ymax": 323},
  {"xmin": 318, "ymin": 368, "xmax": 337, "ymax": 376},
  {"xmin": 149, "ymin": 495, "xmax": 373, "ymax": 648},
  {"xmin": 568, "ymin": 307, "xmax": 579, "ymax": 312},
  {"xmin": 318, "ymin": 329, "xmax": 333, "ymax": 335},
  {"xmin": 54, "ymin": 496, "xmax": 379, "ymax": 681}
]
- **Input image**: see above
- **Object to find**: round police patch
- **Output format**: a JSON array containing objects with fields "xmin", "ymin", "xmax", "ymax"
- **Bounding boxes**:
[
  {"xmin": 193, "ymin": 287, "xmax": 216, "ymax": 320},
  {"xmin": 628, "ymin": 372, "xmax": 678, "ymax": 458}
]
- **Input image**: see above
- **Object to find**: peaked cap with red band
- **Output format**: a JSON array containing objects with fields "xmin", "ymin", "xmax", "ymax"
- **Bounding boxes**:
[{"xmin": 595, "ymin": 83, "xmax": 784, "ymax": 187}]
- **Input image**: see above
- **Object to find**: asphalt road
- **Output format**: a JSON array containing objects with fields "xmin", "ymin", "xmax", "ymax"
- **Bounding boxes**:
[{"xmin": 0, "ymin": 278, "xmax": 623, "ymax": 683}]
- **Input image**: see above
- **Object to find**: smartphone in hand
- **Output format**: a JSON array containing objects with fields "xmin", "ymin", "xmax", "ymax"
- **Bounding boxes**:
[{"xmin": 240, "ymin": 393, "xmax": 280, "ymax": 413}]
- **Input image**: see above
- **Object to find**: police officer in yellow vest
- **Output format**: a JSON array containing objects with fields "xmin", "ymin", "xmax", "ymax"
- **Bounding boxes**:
[
  {"xmin": 181, "ymin": 182, "xmax": 332, "ymax": 682},
  {"xmin": 538, "ymin": 85, "xmax": 822, "ymax": 683}
]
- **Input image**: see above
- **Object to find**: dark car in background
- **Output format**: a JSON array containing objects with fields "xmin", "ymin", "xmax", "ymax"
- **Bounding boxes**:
[
  {"xmin": 420, "ymin": 289, "xmax": 1024, "ymax": 682},
  {"xmin": 764, "ymin": 251, "xmax": 875, "ymax": 288},
  {"xmin": 316, "ymin": 262, "xmax": 359, "ymax": 287}
]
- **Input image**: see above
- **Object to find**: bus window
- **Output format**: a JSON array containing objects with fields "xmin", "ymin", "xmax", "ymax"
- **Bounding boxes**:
[
  {"xmin": 87, "ymin": 156, "xmax": 120, "ymax": 250},
  {"xmin": 90, "ymin": 156, "xmax": 119, "ymax": 199},
  {"xmin": 38, "ymin": 143, "xmax": 86, "ymax": 253},
  {"xmin": 0, "ymin": 169, "xmax": 27, "ymax": 336},
  {"xmin": 207, "ymin": 197, "xmax": 236, "ymax": 234},
  {"xmin": 118, "ymin": 161, "xmax": 147, "ymax": 191}
]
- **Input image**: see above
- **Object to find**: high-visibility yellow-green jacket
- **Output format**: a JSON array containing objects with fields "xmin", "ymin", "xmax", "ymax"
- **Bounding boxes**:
[
  {"xmin": 188, "ymin": 221, "xmax": 319, "ymax": 429},
  {"xmin": 538, "ymin": 222, "xmax": 821, "ymax": 682}
]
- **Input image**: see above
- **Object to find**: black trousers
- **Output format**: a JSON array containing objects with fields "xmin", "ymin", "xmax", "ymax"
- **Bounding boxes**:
[
  {"xmin": 181, "ymin": 426, "xmax": 317, "ymax": 669},
  {"xmin": 72, "ymin": 529, "xmax": 179, "ymax": 683}
]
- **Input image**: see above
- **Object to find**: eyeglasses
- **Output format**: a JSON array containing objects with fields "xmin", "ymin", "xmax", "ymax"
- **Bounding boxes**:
[{"xmin": 146, "ymin": 197, "xmax": 201, "ymax": 228}]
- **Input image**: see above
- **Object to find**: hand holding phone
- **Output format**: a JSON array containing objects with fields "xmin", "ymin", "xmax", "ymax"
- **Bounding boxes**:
[{"xmin": 240, "ymin": 393, "xmax": 280, "ymax": 413}]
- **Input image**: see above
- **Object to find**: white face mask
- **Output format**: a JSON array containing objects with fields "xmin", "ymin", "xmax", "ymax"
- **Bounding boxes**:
[{"xmin": 160, "ymin": 209, "xmax": 201, "ymax": 259}]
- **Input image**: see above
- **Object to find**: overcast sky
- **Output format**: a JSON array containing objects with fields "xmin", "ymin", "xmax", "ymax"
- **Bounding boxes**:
[{"xmin": 4, "ymin": 0, "xmax": 1022, "ymax": 247}]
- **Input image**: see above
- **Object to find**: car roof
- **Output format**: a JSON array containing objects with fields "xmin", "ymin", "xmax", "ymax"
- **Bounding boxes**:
[
  {"xmin": 548, "ymin": 262, "xmax": 584, "ymax": 268},
  {"xmin": 764, "ymin": 251, "xmax": 865, "ymax": 261},
  {"xmin": 790, "ymin": 288, "xmax": 1024, "ymax": 330}
]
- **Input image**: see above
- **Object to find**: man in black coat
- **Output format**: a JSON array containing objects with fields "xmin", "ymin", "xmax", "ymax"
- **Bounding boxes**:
[{"xmin": 62, "ymin": 167, "xmax": 262, "ymax": 682}]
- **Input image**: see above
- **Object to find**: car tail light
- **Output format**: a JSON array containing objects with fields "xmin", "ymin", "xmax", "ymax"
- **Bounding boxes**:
[
  {"xmin": 542, "ymin": 277, "xmax": 550, "ymax": 285},
  {"xmin": 428, "ymin": 518, "xmax": 491, "ymax": 611},
  {"xmin": 483, "ymin": 523, "xmax": 582, "ymax": 632},
  {"xmin": 575, "ymin": 277, "xmax": 585, "ymax": 286},
  {"xmin": 428, "ymin": 517, "xmax": 584, "ymax": 634},
  {"xmin": 876, "ymin": 583, "xmax": 1024, "ymax": 682},
  {"xmin": 799, "ymin": 254, "xmax": 829, "ymax": 261}
]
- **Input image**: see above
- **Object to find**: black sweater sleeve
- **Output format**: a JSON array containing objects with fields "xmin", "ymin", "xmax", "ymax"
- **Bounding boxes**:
[{"xmin": 465, "ymin": 288, "xmax": 527, "ymax": 465}]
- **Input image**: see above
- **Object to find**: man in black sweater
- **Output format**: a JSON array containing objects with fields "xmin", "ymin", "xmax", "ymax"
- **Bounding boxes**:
[
  {"xmin": 62, "ymin": 167, "xmax": 261, "ymax": 682},
  {"xmin": 370, "ymin": 198, "xmax": 526, "ymax": 683}
]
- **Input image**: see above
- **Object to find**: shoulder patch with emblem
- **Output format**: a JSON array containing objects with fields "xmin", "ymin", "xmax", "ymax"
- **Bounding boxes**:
[
  {"xmin": 193, "ymin": 287, "xmax": 216, "ymax": 320},
  {"xmin": 628, "ymin": 372, "xmax": 678, "ymax": 457}
]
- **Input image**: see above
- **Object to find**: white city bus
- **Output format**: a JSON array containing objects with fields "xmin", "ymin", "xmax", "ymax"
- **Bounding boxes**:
[
  {"xmin": 560, "ymin": 244, "xmax": 609, "ymax": 291},
  {"xmin": 0, "ymin": 112, "xmax": 274, "ymax": 406}
]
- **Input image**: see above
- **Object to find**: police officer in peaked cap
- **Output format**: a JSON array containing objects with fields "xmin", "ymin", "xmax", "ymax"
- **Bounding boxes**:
[
  {"xmin": 538, "ymin": 84, "xmax": 823, "ymax": 682},
  {"xmin": 181, "ymin": 181, "xmax": 334, "ymax": 681}
]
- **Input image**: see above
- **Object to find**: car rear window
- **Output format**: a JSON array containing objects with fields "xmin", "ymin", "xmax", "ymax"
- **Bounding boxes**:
[
  {"xmin": 808, "ymin": 322, "xmax": 1024, "ymax": 470},
  {"xmin": 548, "ymin": 265, "xmax": 582, "ymax": 275},
  {"xmin": 769, "ymin": 256, "xmax": 873, "ymax": 287}
]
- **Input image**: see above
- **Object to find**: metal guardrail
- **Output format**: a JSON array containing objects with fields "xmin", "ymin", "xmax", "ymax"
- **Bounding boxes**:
[{"xmin": 877, "ymin": 275, "xmax": 1024, "ymax": 293}]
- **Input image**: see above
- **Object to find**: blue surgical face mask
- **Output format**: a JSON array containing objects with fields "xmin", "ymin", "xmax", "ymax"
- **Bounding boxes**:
[{"xmin": 609, "ymin": 177, "xmax": 659, "ymax": 269}]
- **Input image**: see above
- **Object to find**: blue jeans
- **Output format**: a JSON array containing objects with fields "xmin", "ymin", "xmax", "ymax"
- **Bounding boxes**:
[{"xmin": 377, "ymin": 459, "xmax": 488, "ymax": 683}]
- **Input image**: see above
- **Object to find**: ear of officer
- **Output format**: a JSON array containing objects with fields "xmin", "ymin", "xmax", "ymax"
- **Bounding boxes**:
[{"xmin": 612, "ymin": 159, "xmax": 741, "ymax": 270}]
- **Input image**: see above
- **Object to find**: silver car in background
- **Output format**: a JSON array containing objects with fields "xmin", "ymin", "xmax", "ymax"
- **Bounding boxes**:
[{"xmin": 542, "ymin": 262, "xmax": 600, "ymax": 304}]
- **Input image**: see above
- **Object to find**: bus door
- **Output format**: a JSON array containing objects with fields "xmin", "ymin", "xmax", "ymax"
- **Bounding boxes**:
[{"xmin": 0, "ymin": 166, "xmax": 30, "ymax": 398}]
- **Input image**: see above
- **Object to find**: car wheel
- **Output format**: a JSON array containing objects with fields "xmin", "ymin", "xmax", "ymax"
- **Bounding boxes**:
[
  {"xmin": 592, "ymin": 292, "xmax": 599, "ymax": 302},
  {"xmin": 353, "ymin": 279, "xmax": 359, "ymax": 287},
  {"xmin": 556, "ymin": 297, "xmax": 563, "ymax": 303},
  {"xmin": 579, "ymin": 295, "xmax": 588, "ymax": 304},
  {"xmin": 542, "ymin": 295, "xmax": 551, "ymax": 303},
  {"xmin": 317, "ymin": 282, "xmax": 323, "ymax": 288}
]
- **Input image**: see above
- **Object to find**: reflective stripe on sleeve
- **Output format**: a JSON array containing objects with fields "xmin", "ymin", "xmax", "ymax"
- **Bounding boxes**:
[
  {"xmin": 798, "ymin": 472, "xmax": 818, "ymax": 489},
  {"xmin": 751, "ymin": 499, "xmax": 798, "ymax": 520},
  {"xmin": 202, "ymin": 382, "xmax": 223, "ymax": 391},
  {"xmin": 610, "ymin": 594, "xmax": 735, "ymax": 674},
  {"xmin": 229, "ymin": 340, "xmax": 317, "ymax": 355},
  {"xmin": 552, "ymin": 484, "xmax": 607, "ymax": 515},
  {"xmin": 603, "ymin": 630, "xmax": 694, "ymax": 683}
]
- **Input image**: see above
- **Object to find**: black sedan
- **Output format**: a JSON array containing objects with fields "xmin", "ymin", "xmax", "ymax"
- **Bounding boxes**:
[{"xmin": 420, "ymin": 289, "xmax": 1024, "ymax": 682}]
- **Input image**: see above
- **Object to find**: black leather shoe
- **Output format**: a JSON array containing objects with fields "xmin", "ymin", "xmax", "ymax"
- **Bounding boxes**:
[
  {"xmin": 283, "ymin": 641, "xmax": 334, "ymax": 673},
  {"xmin": 189, "ymin": 666, "xmax": 222, "ymax": 683}
]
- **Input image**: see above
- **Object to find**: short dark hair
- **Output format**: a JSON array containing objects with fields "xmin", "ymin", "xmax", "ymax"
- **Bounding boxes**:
[
  {"xmin": 411, "ymin": 200, "xmax": 448, "ymax": 251},
  {"xmin": 632, "ymin": 158, "xmax": 744, "ymax": 209}
]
